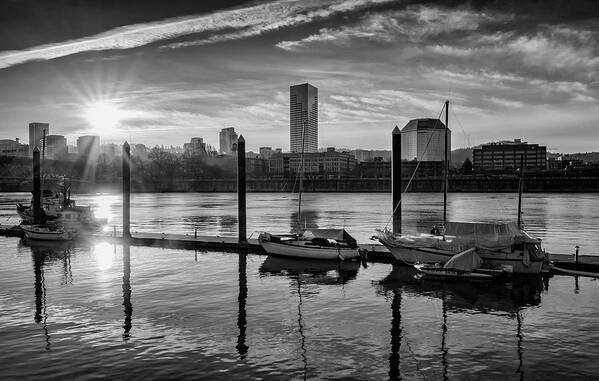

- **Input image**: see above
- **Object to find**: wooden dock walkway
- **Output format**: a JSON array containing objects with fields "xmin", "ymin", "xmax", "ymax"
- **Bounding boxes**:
[{"xmin": 1, "ymin": 224, "xmax": 596, "ymax": 265}]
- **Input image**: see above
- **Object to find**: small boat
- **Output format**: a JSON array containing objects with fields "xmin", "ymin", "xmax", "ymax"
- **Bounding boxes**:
[
  {"xmin": 259, "ymin": 229, "xmax": 361, "ymax": 260},
  {"xmin": 413, "ymin": 248, "xmax": 513, "ymax": 282},
  {"xmin": 21, "ymin": 224, "xmax": 74, "ymax": 241},
  {"xmin": 552, "ymin": 261, "xmax": 599, "ymax": 278}
]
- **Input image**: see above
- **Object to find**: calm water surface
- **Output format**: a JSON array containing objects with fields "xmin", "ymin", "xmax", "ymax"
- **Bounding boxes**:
[{"xmin": 1, "ymin": 192, "xmax": 598, "ymax": 379}]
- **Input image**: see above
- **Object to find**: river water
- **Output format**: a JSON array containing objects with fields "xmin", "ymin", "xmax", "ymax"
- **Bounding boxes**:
[{"xmin": 0, "ymin": 192, "xmax": 598, "ymax": 379}]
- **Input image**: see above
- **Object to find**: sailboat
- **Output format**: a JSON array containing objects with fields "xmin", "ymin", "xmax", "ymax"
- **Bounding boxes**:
[
  {"xmin": 259, "ymin": 122, "xmax": 361, "ymax": 260},
  {"xmin": 376, "ymin": 101, "xmax": 547, "ymax": 274}
]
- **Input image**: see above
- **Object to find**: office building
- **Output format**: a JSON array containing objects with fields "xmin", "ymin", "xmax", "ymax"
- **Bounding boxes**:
[
  {"xmin": 29, "ymin": 122, "xmax": 49, "ymax": 155},
  {"xmin": 184, "ymin": 137, "xmax": 208, "ymax": 156},
  {"xmin": 46, "ymin": 135, "xmax": 67, "ymax": 159},
  {"xmin": 77, "ymin": 135, "xmax": 101, "ymax": 162},
  {"xmin": 473, "ymin": 139, "xmax": 547, "ymax": 172},
  {"xmin": 350, "ymin": 149, "xmax": 392, "ymax": 162},
  {"xmin": 290, "ymin": 83, "xmax": 318, "ymax": 153},
  {"xmin": 268, "ymin": 147, "xmax": 357, "ymax": 179},
  {"xmin": 0, "ymin": 138, "xmax": 28, "ymax": 157},
  {"xmin": 401, "ymin": 119, "xmax": 451, "ymax": 162},
  {"xmin": 219, "ymin": 127, "xmax": 238, "ymax": 155}
]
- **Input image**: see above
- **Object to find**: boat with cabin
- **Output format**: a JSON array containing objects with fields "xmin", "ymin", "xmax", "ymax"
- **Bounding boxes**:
[{"xmin": 17, "ymin": 188, "xmax": 106, "ymax": 229}]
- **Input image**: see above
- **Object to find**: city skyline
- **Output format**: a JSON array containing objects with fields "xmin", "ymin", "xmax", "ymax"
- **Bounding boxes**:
[{"xmin": 0, "ymin": 1, "xmax": 597, "ymax": 153}]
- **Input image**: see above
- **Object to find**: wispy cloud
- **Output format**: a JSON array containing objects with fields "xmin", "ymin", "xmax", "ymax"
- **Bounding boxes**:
[
  {"xmin": 276, "ymin": 5, "xmax": 512, "ymax": 50},
  {"xmin": 0, "ymin": 0, "xmax": 393, "ymax": 70}
]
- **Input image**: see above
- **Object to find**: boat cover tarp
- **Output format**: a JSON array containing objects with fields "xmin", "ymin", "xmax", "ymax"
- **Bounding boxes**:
[
  {"xmin": 443, "ymin": 248, "xmax": 481, "ymax": 271},
  {"xmin": 379, "ymin": 221, "xmax": 540, "ymax": 253},
  {"xmin": 301, "ymin": 229, "xmax": 357, "ymax": 247}
]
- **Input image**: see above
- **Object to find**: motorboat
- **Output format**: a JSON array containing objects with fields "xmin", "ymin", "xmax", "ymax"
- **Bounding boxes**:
[
  {"xmin": 377, "ymin": 221, "xmax": 546, "ymax": 274},
  {"xmin": 21, "ymin": 224, "xmax": 74, "ymax": 241},
  {"xmin": 413, "ymin": 247, "xmax": 513, "ymax": 282},
  {"xmin": 259, "ymin": 229, "xmax": 361, "ymax": 260},
  {"xmin": 17, "ymin": 189, "xmax": 106, "ymax": 229}
]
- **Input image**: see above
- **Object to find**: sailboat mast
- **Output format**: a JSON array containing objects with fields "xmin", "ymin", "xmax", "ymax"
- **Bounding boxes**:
[
  {"xmin": 298, "ymin": 120, "xmax": 307, "ymax": 226},
  {"xmin": 443, "ymin": 100, "xmax": 449, "ymax": 230}
]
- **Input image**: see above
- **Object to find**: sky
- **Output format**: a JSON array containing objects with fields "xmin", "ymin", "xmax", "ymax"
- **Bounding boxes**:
[{"xmin": 0, "ymin": 0, "xmax": 597, "ymax": 153}]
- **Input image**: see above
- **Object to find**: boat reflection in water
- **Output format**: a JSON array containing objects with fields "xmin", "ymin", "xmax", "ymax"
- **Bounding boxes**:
[
  {"xmin": 259, "ymin": 256, "xmax": 360, "ymax": 379},
  {"xmin": 376, "ymin": 264, "xmax": 543, "ymax": 380},
  {"xmin": 24, "ymin": 238, "xmax": 76, "ymax": 351}
]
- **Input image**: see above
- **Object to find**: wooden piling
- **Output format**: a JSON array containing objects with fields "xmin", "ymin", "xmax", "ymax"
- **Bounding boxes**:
[
  {"xmin": 32, "ymin": 146, "xmax": 41, "ymax": 225},
  {"xmin": 122, "ymin": 142, "xmax": 131, "ymax": 240},
  {"xmin": 517, "ymin": 154, "xmax": 524, "ymax": 227},
  {"xmin": 392, "ymin": 126, "xmax": 402, "ymax": 234},
  {"xmin": 237, "ymin": 135, "xmax": 246, "ymax": 242}
]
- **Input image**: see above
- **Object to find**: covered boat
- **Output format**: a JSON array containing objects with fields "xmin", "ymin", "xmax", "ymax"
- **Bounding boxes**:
[
  {"xmin": 378, "ymin": 221, "xmax": 546, "ymax": 274},
  {"xmin": 259, "ymin": 229, "xmax": 361, "ymax": 260}
]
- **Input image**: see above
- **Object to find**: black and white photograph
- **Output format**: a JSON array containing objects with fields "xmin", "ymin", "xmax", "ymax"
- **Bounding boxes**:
[{"xmin": 0, "ymin": 0, "xmax": 598, "ymax": 379}]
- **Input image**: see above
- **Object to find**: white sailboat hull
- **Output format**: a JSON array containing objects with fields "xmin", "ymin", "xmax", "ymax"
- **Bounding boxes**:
[
  {"xmin": 260, "ymin": 240, "xmax": 360, "ymax": 260},
  {"xmin": 386, "ymin": 245, "xmax": 542, "ymax": 274}
]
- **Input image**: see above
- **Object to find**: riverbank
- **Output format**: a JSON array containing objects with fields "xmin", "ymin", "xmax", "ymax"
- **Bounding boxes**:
[{"xmin": 2, "ymin": 175, "xmax": 598, "ymax": 193}]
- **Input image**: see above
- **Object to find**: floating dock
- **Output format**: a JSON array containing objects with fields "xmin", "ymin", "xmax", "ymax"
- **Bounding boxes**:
[{"xmin": 2, "ymin": 224, "xmax": 597, "ymax": 268}]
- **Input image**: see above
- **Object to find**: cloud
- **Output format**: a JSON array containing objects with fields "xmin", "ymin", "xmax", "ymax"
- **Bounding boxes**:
[
  {"xmin": 276, "ymin": 5, "xmax": 512, "ymax": 50},
  {"xmin": 0, "ymin": 0, "xmax": 394, "ymax": 70}
]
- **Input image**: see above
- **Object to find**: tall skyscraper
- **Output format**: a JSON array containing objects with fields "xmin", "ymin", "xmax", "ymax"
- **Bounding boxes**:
[
  {"xmin": 290, "ymin": 83, "xmax": 318, "ymax": 153},
  {"xmin": 28, "ymin": 122, "xmax": 49, "ymax": 155},
  {"xmin": 219, "ymin": 127, "xmax": 238, "ymax": 155}
]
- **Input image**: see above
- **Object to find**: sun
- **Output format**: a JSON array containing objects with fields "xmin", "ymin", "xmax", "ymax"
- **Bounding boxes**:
[{"xmin": 84, "ymin": 100, "xmax": 122, "ymax": 133}]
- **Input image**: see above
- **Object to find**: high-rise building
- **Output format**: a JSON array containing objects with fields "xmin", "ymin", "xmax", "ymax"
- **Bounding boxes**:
[
  {"xmin": 401, "ymin": 119, "xmax": 451, "ymax": 162},
  {"xmin": 219, "ymin": 127, "xmax": 238, "ymax": 155},
  {"xmin": 29, "ymin": 122, "xmax": 49, "ymax": 155},
  {"xmin": 77, "ymin": 135, "xmax": 101, "ymax": 162},
  {"xmin": 290, "ymin": 83, "xmax": 318, "ymax": 153},
  {"xmin": 46, "ymin": 135, "xmax": 67, "ymax": 159}
]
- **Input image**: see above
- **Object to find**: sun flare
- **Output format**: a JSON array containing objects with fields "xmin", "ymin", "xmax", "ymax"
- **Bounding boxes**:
[{"xmin": 84, "ymin": 100, "xmax": 122, "ymax": 133}]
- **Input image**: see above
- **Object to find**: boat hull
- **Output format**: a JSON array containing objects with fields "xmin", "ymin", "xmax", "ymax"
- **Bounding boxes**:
[
  {"xmin": 22, "ymin": 227, "xmax": 73, "ymax": 241},
  {"xmin": 386, "ymin": 245, "xmax": 543, "ymax": 275},
  {"xmin": 260, "ymin": 240, "xmax": 360, "ymax": 260}
]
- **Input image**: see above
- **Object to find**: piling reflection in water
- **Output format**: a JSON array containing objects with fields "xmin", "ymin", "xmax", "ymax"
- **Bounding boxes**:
[
  {"xmin": 236, "ymin": 253, "xmax": 248, "ymax": 358},
  {"xmin": 122, "ymin": 243, "xmax": 132, "ymax": 340},
  {"xmin": 389, "ymin": 289, "xmax": 401, "ymax": 380}
]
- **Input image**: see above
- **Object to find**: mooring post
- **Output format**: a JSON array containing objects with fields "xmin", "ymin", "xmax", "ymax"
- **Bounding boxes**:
[
  {"xmin": 575, "ymin": 245, "xmax": 579, "ymax": 265},
  {"xmin": 392, "ymin": 126, "xmax": 402, "ymax": 234},
  {"xmin": 237, "ymin": 135, "xmax": 247, "ymax": 242},
  {"xmin": 32, "ymin": 146, "xmax": 41, "ymax": 225},
  {"xmin": 122, "ymin": 142, "xmax": 131, "ymax": 240}
]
